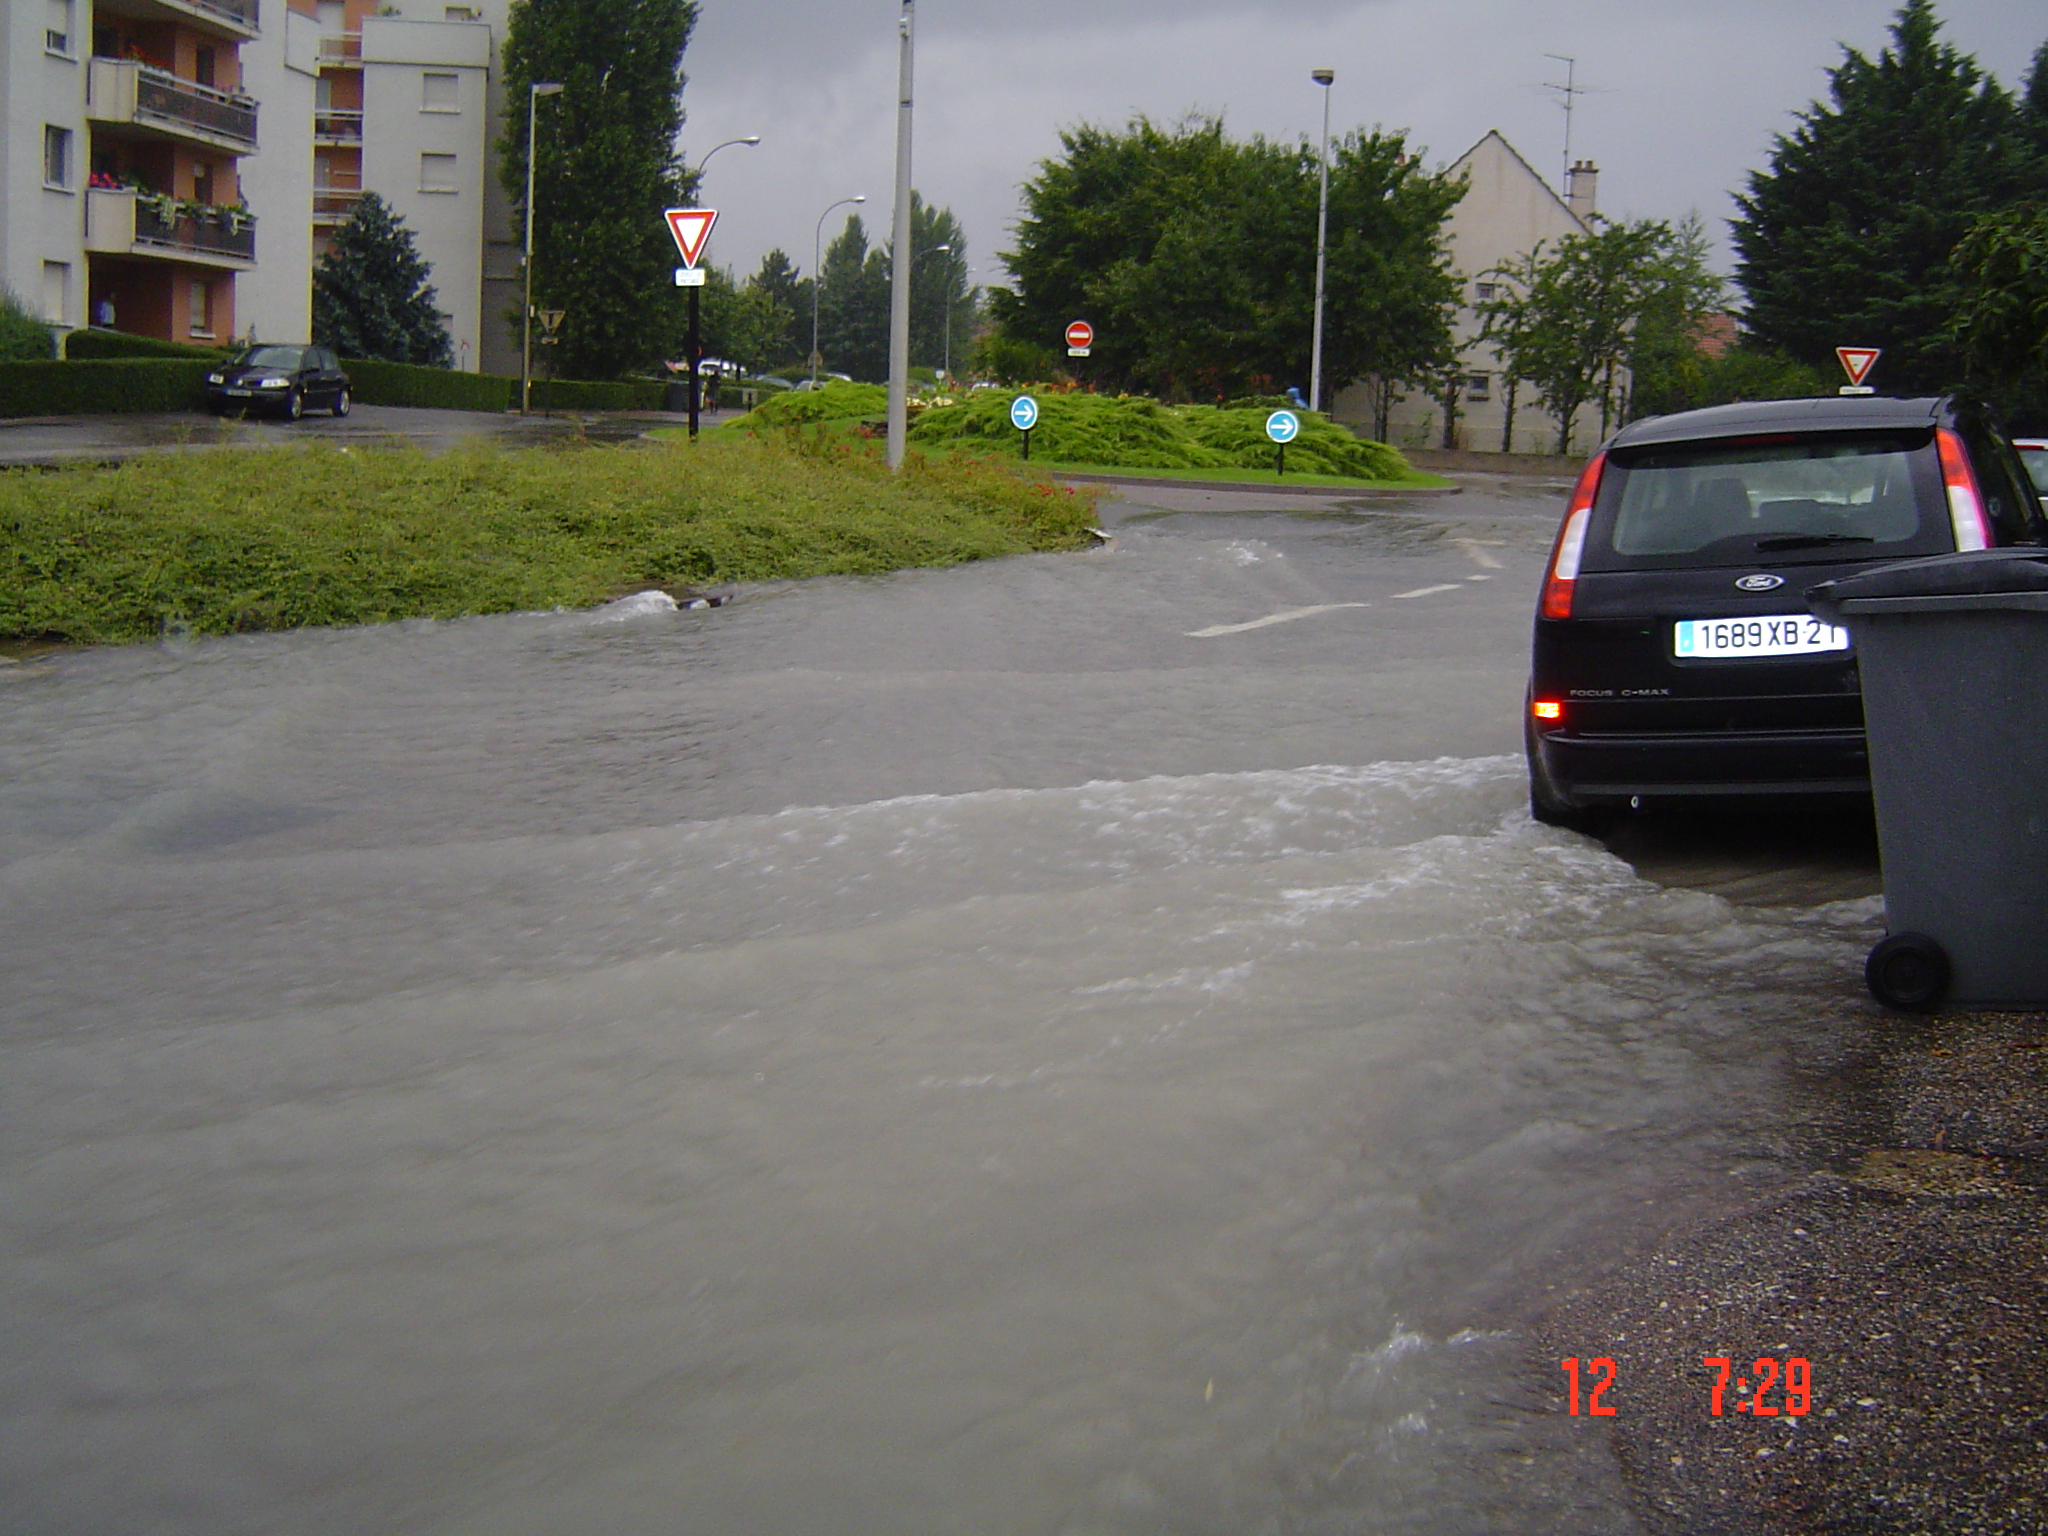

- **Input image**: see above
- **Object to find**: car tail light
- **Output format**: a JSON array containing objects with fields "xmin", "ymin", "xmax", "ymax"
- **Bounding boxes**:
[
  {"xmin": 1540, "ymin": 452, "xmax": 1606, "ymax": 620},
  {"xmin": 1531, "ymin": 699, "xmax": 1565, "ymax": 726},
  {"xmin": 1936, "ymin": 428, "xmax": 1992, "ymax": 551}
]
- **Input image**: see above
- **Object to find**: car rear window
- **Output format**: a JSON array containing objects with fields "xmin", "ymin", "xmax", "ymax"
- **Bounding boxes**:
[{"xmin": 1585, "ymin": 430, "xmax": 1948, "ymax": 570}]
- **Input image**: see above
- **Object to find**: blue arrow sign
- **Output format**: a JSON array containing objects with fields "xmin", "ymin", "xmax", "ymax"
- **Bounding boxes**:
[
  {"xmin": 1010, "ymin": 395, "xmax": 1040, "ymax": 432},
  {"xmin": 1265, "ymin": 409, "xmax": 1301, "ymax": 444}
]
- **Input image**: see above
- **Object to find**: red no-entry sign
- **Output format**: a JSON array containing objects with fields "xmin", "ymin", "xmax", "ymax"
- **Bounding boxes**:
[{"xmin": 1065, "ymin": 320, "xmax": 1094, "ymax": 356}]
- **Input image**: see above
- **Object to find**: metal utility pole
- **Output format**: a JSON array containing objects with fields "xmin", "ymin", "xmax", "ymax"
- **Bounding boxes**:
[
  {"xmin": 521, "ymin": 80, "xmax": 562, "ymax": 416},
  {"xmin": 1309, "ymin": 68, "xmax": 1334, "ymax": 414},
  {"xmin": 885, "ymin": 0, "xmax": 915, "ymax": 469}
]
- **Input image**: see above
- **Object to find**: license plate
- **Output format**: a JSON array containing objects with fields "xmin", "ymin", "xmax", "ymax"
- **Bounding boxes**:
[
  {"xmin": 1673, "ymin": 614, "xmax": 1849, "ymax": 659},
  {"xmin": 225, "ymin": 388, "xmax": 252, "ymax": 396}
]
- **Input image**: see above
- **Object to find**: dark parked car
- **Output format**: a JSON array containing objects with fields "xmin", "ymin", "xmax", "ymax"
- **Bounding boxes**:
[
  {"xmin": 1527, "ymin": 395, "xmax": 2046, "ymax": 829},
  {"xmin": 206, "ymin": 344, "xmax": 351, "ymax": 421}
]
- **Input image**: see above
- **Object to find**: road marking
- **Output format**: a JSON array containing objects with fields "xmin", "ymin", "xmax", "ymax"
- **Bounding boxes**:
[
  {"xmin": 1466, "ymin": 573, "xmax": 1492, "ymax": 582},
  {"xmin": 1454, "ymin": 538, "xmax": 1505, "ymax": 569},
  {"xmin": 1391, "ymin": 583, "xmax": 1463, "ymax": 600},
  {"xmin": 1185, "ymin": 602, "xmax": 1368, "ymax": 638}
]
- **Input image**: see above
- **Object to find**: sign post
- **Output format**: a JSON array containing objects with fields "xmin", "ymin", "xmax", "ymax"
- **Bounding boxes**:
[
  {"xmin": 1065, "ymin": 320, "xmax": 1094, "ymax": 358},
  {"xmin": 1266, "ymin": 408, "xmax": 1300, "ymax": 478},
  {"xmin": 664, "ymin": 208, "xmax": 720, "ymax": 438},
  {"xmin": 1011, "ymin": 394, "xmax": 1039, "ymax": 461},
  {"xmin": 1836, "ymin": 346, "xmax": 1880, "ymax": 396}
]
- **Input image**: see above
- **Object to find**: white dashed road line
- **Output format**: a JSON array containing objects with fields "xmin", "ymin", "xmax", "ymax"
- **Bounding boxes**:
[
  {"xmin": 1390, "ymin": 583, "xmax": 1464, "ymax": 600},
  {"xmin": 1185, "ymin": 602, "xmax": 1370, "ymax": 638},
  {"xmin": 1454, "ymin": 538, "xmax": 1506, "ymax": 569}
]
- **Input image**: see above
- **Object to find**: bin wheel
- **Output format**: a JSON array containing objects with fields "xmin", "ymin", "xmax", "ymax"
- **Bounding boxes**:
[{"xmin": 1866, "ymin": 933, "xmax": 1951, "ymax": 1013}]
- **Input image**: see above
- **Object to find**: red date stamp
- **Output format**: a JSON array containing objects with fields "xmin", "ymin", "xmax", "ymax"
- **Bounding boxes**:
[{"xmin": 1559, "ymin": 1354, "xmax": 1815, "ymax": 1416}]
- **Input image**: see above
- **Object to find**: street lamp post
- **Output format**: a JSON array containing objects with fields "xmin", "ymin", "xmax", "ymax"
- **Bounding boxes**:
[
  {"xmin": 917, "ymin": 241, "xmax": 950, "ymax": 381},
  {"xmin": 521, "ymin": 80, "xmax": 563, "ymax": 416},
  {"xmin": 682, "ymin": 134, "xmax": 760, "ymax": 440},
  {"xmin": 1309, "ymin": 67, "xmax": 1334, "ymax": 415},
  {"xmin": 811, "ymin": 194, "xmax": 866, "ymax": 387},
  {"xmin": 884, "ymin": 0, "xmax": 915, "ymax": 469},
  {"xmin": 948, "ymin": 264, "xmax": 975, "ymax": 386}
]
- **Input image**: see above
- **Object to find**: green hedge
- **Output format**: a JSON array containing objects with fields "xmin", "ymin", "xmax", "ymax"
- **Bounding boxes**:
[
  {"xmin": 0, "ymin": 351, "xmax": 671, "ymax": 419},
  {"xmin": 341, "ymin": 359, "xmax": 513, "ymax": 412},
  {"xmin": 0, "ymin": 358, "xmax": 209, "ymax": 418},
  {"xmin": 64, "ymin": 328, "xmax": 226, "ymax": 361}
]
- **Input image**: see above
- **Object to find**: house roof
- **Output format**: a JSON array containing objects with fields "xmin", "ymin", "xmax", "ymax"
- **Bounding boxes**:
[{"xmin": 1446, "ymin": 129, "xmax": 1588, "ymax": 236}]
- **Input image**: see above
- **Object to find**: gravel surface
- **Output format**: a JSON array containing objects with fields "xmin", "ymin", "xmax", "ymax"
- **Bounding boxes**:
[{"xmin": 1541, "ymin": 1010, "xmax": 2048, "ymax": 1533}]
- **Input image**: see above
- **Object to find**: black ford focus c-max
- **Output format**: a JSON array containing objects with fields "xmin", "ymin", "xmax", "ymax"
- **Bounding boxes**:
[{"xmin": 1526, "ymin": 395, "xmax": 2045, "ymax": 831}]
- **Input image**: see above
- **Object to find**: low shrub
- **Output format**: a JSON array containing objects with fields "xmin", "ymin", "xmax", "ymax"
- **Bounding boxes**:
[
  {"xmin": 911, "ymin": 391, "xmax": 1226, "ymax": 469},
  {"xmin": 0, "ymin": 291, "xmax": 58, "ymax": 361},
  {"xmin": 737, "ymin": 381, "xmax": 889, "ymax": 427},
  {"xmin": 529, "ymin": 376, "xmax": 666, "ymax": 412},
  {"xmin": 1180, "ymin": 406, "xmax": 1412, "ymax": 479},
  {"xmin": 0, "ymin": 358, "xmax": 209, "ymax": 418},
  {"xmin": 65, "ymin": 328, "xmax": 225, "ymax": 361},
  {"xmin": 0, "ymin": 434, "xmax": 1100, "ymax": 644}
]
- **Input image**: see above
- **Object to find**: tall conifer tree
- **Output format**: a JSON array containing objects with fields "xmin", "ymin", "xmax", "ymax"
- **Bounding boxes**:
[{"xmin": 1732, "ymin": 1, "xmax": 2037, "ymax": 394}]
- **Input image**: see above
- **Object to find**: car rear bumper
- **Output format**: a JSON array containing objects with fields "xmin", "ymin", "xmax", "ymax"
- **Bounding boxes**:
[{"xmin": 1532, "ymin": 726, "xmax": 1869, "ymax": 803}]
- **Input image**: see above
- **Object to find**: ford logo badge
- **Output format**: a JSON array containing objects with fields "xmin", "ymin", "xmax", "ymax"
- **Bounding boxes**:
[{"xmin": 1736, "ymin": 573, "xmax": 1784, "ymax": 592}]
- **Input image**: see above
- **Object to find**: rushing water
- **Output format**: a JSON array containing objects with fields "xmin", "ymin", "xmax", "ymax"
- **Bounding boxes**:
[{"xmin": 0, "ymin": 488, "xmax": 1883, "ymax": 1534}]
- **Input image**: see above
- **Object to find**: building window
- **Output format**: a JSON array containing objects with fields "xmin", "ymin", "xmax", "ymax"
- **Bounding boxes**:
[
  {"xmin": 46, "ymin": 0, "xmax": 73, "ymax": 55},
  {"xmin": 42, "ymin": 261, "xmax": 70, "ymax": 325},
  {"xmin": 195, "ymin": 46, "xmax": 217, "ymax": 88},
  {"xmin": 420, "ymin": 152, "xmax": 458, "ymax": 192},
  {"xmin": 1465, "ymin": 373, "xmax": 1492, "ymax": 403},
  {"xmin": 189, "ymin": 280, "xmax": 213, "ymax": 338},
  {"xmin": 422, "ymin": 71, "xmax": 460, "ymax": 111},
  {"xmin": 1473, "ymin": 282, "xmax": 1497, "ymax": 303},
  {"xmin": 43, "ymin": 126, "xmax": 72, "ymax": 189}
]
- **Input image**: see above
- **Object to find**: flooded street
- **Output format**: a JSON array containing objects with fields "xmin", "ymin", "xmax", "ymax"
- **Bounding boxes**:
[{"xmin": 0, "ymin": 481, "xmax": 1888, "ymax": 1534}]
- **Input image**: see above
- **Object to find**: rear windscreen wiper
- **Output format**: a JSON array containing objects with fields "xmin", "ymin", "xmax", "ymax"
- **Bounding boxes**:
[{"xmin": 1754, "ymin": 532, "xmax": 1876, "ymax": 551}]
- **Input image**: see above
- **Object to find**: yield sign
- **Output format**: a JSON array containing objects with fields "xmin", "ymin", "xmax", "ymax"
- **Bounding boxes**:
[
  {"xmin": 1836, "ymin": 347, "xmax": 1880, "ymax": 387},
  {"xmin": 664, "ymin": 208, "xmax": 719, "ymax": 268}
]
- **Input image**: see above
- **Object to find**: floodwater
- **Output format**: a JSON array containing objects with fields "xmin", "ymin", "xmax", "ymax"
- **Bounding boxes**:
[{"xmin": 0, "ymin": 484, "xmax": 1885, "ymax": 1535}]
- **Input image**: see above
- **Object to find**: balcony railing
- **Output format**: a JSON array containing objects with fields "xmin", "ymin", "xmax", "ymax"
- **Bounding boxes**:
[
  {"xmin": 314, "ymin": 110, "xmax": 363, "ymax": 142},
  {"xmin": 318, "ymin": 35, "xmax": 362, "ymax": 62},
  {"xmin": 136, "ymin": 65, "xmax": 257, "ymax": 146},
  {"xmin": 313, "ymin": 185, "xmax": 365, "ymax": 222},
  {"xmin": 189, "ymin": 0, "xmax": 259, "ymax": 30},
  {"xmin": 88, "ymin": 57, "xmax": 258, "ymax": 151},
  {"xmin": 85, "ymin": 187, "xmax": 257, "ymax": 267}
]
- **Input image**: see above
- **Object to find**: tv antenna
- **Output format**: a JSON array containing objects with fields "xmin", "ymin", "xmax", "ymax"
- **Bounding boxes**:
[{"xmin": 1543, "ymin": 53, "xmax": 1591, "ymax": 190}]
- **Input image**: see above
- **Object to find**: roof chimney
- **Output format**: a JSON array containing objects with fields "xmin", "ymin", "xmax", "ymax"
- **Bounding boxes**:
[{"xmin": 1565, "ymin": 160, "xmax": 1599, "ymax": 224}]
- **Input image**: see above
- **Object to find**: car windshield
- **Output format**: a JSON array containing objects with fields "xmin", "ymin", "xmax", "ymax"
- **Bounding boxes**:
[
  {"xmin": 1594, "ymin": 431, "xmax": 1936, "ymax": 565},
  {"xmin": 236, "ymin": 346, "xmax": 305, "ymax": 369}
]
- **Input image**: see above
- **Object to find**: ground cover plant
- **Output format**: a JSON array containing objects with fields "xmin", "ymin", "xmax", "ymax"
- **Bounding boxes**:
[{"xmin": 0, "ymin": 434, "xmax": 1098, "ymax": 645}]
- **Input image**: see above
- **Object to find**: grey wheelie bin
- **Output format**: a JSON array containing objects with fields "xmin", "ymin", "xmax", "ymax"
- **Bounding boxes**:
[{"xmin": 1808, "ymin": 549, "xmax": 2048, "ymax": 1012}]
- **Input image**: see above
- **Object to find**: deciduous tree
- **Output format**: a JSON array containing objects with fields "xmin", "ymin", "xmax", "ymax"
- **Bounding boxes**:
[
  {"xmin": 312, "ymin": 192, "xmax": 452, "ymax": 365},
  {"xmin": 500, "ymin": 0, "xmax": 697, "ymax": 380}
]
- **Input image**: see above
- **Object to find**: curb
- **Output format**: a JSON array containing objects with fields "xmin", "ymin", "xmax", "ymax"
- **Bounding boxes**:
[{"xmin": 1048, "ymin": 470, "xmax": 1461, "ymax": 498}]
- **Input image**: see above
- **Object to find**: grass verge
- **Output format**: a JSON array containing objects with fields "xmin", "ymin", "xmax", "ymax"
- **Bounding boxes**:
[{"xmin": 0, "ymin": 433, "xmax": 1099, "ymax": 645}]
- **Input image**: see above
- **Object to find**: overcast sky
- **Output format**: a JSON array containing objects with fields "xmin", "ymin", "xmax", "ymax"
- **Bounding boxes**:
[{"xmin": 676, "ymin": 0, "xmax": 2043, "ymax": 292}]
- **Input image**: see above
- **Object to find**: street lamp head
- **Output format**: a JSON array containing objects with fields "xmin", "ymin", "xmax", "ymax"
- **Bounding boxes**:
[
  {"xmin": 533, "ymin": 81, "xmax": 564, "ymax": 98},
  {"xmin": 1312, "ymin": 68, "xmax": 1335, "ymax": 86},
  {"xmin": 740, "ymin": 135, "xmax": 762, "ymax": 146}
]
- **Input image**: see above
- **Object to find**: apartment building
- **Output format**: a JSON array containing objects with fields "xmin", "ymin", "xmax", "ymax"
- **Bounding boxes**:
[
  {"xmin": 3, "ymin": 0, "xmax": 511, "ymax": 368},
  {"xmin": 308, "ymin": 0, "xmax": 503, "ymax": 370},
  {"xmin": 2, "ymin": 0, "xmax": 271, "ymax": 343}
]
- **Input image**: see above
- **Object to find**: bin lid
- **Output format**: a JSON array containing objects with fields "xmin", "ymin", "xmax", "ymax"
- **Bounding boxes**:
[{"xmin": 1809, "ymin": 548, "xmax": 2048, "ymax": 622}]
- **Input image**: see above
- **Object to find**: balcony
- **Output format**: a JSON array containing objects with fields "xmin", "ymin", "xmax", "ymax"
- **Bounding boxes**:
[
  {"xmin": 313, "ymin": 186, "xmax": 364, "ymax": 225},
  {"xmin": 314, "ymin": 110, "xmax": 363, "ymax": 144},
  {"xmin": 91, "ymin": 0, "xmax": 259, "ymax": 43},
  {"xmin": 87, "ymin": 57, "xmax": 258, "ymax": 153},
  {"xmin": 86, "ymin": 188, "xmax": 257, "ymax": 269},
  {"xmin": 318, "ymin": 34, "xmax": 363, "ymax": 66}
]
